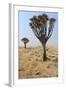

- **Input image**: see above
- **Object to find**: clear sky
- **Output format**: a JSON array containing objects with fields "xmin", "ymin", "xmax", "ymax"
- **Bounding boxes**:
[{"xmin": 18, "ymin": 11, "xmax": 58, "ymax": 47}]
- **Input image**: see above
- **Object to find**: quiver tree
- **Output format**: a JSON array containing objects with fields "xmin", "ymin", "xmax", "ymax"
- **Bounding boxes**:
[
  {"xmin": 29, "ymin": 14, "xmax": 56, "ymax": 61},
  {"xmin": 21, "ymin": 37, "xmax": 29, "ymax": 48}
]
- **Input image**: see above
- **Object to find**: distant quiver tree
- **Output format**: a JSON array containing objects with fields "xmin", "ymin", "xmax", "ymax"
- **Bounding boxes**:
[
  {"xmin": 21, "ymin": 37, "xmax": 29, "ymax": 48},
  {"xmin": 29, "ymin": 14, "xmax": 56, "ymax": 61}
]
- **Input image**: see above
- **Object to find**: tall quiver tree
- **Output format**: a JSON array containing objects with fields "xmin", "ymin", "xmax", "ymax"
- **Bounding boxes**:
[
  {"xmin": 21, "ymin": 37, "xmax": 29, "ymax": 48},
  {"xmin": 29, "ymin": 14, "xmax": 56, "ymax": 61}
]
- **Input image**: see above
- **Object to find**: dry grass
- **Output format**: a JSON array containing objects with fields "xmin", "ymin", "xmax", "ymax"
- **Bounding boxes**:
[{"xmin": 18, "ymin": 46, "xmax": 58, "ymax": 79}]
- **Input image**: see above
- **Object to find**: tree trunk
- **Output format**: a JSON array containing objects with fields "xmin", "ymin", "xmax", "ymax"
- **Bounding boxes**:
[
  {"xmin": 43, "ymin": 44, "xmax": 47, "ymax": 61},
  {"xmin": 24, "ymin": 43, "xmax": 26, "ymax": 48}
]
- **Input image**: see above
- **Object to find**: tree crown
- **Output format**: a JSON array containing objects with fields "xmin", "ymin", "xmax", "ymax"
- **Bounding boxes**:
[
  {"xmin": 29, "ymin": 14, "xmax": 56, "ymax": 44},
  {"xmin": 21, "ymin": 37, "xmax": 29, "ymax": 43}
]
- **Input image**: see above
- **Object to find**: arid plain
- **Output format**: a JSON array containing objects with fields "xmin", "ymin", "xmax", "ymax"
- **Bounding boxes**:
[{"xmin": 18, "ymin": 45, "xmax": 58, "ymax": 79}]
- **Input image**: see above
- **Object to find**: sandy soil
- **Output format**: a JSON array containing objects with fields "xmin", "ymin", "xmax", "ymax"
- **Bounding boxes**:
[{"xmin": 18, "ymin": 45, "xmax": 58, "ymax": 79}]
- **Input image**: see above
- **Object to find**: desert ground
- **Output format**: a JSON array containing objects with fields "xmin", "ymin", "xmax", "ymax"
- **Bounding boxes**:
[{"xmin": 18, "ymin": 45, "xmax": 58, "ymax": 79}]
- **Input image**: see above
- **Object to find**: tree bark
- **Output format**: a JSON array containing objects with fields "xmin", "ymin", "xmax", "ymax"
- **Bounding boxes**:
[
  {"xmin": 43, "ymin": 44, "xmax": 47, "ymax": 61},
  {"xmin": 24, "ymin": 43, "xmax": 26, "ymax": 48}
]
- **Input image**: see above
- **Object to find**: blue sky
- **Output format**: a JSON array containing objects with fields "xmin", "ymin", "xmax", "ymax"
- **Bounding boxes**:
[{"xmin": 18, "ymin": 11, "xmax": 58, "ymax": 46}]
